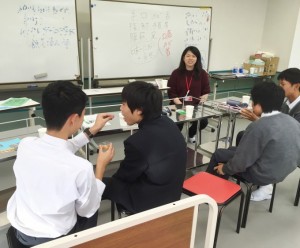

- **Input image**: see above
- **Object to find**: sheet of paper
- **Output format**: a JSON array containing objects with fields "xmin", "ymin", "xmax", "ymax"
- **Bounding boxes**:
[
  {"xmin": 0, "ymin": 138, "xmax": 21, "ymax": 153},
  {"xmin": 0, "ymin": 97, "xmax": 30, "ymax": 107}
]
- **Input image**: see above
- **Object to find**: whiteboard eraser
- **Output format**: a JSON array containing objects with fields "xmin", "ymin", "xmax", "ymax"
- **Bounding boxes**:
[
  {"xmin": 34, "ymin": 73, "xmax": 48, "ymax": 79},
  {"xmin": 128, "ymin": 79, "xmax": 136, "ymax": 83}
]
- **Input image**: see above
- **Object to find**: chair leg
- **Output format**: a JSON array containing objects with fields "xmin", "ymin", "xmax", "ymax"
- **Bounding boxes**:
[
  {"xmin": 241, "ymin": 183, "xmax": 255, "ymax": 228},
  {"xmin": 269, "ymin": 183, "xmax": 276, "ymax": 212},
  {"xmin": 111, "ymin": 201, "xmax": 115, "ymax": 221},
  {"xmin": 236, "ymin": 191, "xmax": 244, "ymax": 233},
  {"xmin": 213, "ymin": 208, "xmax": 223, "ymax": 248},
  {"xmin": 294, "ymin": 178, "xmax": 300, "ymax": 206},
  {"xmin": 213, "ymin": 191, "xmax": 244, "ymax": 248}
]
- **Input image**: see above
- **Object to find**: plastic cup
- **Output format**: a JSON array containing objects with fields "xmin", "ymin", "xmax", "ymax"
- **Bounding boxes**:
[
  {"xmin": 38, "ymin": 128, "xmax": 47, "ymax": 137},
  {"xmin": 155, "ymin": 79, "xmax": 163, "ymax": 88},
  {"xmin": 185, "ymin": 105, "xmax": 194, "ymax": 117},
  {"xmin": 161, "ymin": 80, "xmax": 168, "ymax": 88},
  {"xmin": 100, "ymin": 141, "xmax": 111, "ymax": 152},
  {"xmin": 249, "ymin": 67, "xmax": 256, "ymax": 74},
  {"xmin": 242, "ymin": 95, "xmax": 250, "ymax": 105}
]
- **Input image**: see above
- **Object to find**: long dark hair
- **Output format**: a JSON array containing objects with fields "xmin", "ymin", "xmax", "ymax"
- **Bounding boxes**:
[{"xmin": 178, "ymin": 46, "xmax": 203, "ymax": 79}]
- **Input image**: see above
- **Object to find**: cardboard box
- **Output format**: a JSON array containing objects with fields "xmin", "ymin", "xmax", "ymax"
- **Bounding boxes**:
[
  {"xmin": 249, "ymin": 56, "xmax": 279, "ymax": 76},
  {"xmin": 263, "ymin": 57, "xmax": 279, "ymax": 76},
  {"xmin": 243, "ymin": 63, "xmax": 264, "ymax": 76}
]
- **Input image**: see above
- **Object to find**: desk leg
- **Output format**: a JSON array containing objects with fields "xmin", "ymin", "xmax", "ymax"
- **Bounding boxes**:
[
  {"xmin": 213, "ymin": 82, "xmax": 218, "ymax": 101},
  {"xmin": 185, "ymin": 122, "xmax": 189, "ymax": 143},
  {"xmin": 229, "ymin": 113, "xmax": 237, "ymax": 147},
  {"xmin": 213, "ymin": 79, "xmax": 224, "ymax": 101},
  {"xmin": 89, "ymin": 98, "xmax": 93, "ymax": 115},
  {"xmin": 193, "ymin": 119, "xmax": 201, "ymax": 166},
  {"xmin": 214, "ymin": 115, "xmax": 223, "ymax": 151},
  {"xmin": 224, "ymin": 113, "xmax": 232, "ymax": 148},
  {"xmin": 28, "ymin": 107, "xmax": 36, "ymax": 126}
]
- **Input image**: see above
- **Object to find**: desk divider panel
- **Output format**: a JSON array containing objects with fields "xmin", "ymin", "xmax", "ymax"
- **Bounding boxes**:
[
  {"xmin": 34, "ymin": 195, "xmax": 218, "ymax": 248},
  {"xmin": 74, "ymin": 208, "xmax": 194, "ymax": 248}
]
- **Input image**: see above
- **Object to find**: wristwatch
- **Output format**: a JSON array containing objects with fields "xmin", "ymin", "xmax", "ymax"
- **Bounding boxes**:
[{"xmin": 83, "ymin": 128, "xmax": 94, "ymax": 139}]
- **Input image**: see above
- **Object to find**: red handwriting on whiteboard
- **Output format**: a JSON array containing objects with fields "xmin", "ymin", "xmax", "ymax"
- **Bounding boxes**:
[{"xmin": 162, "ymin": 30, "xmax": 172, "ymax": 57}]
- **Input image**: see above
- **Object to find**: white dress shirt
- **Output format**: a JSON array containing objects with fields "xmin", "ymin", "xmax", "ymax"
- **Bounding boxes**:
[
  {"xmin": 286, "ymin": 95, "xmax": 300, "ymax": 112},
  {"xmin": 7, "ymin": 132, "xmax": 105, "ymax": 238},
  {"xmin": 261, "ymin": 110, "xmax": 281, "ymax": 117}
]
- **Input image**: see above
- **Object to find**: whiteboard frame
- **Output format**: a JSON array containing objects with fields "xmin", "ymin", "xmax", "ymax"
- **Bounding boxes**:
[
  {"xmin": 90, "ymin": 0, "xmax": 212, "ymax": 80},
  {"xmin": 0, "ymin": 0, "xmax": 81, "ymax": 85}
]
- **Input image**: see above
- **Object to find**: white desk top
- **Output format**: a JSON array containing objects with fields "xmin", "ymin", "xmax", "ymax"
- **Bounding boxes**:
[
  {"xmin": 83, "ymin": 87, "xmax": 124, "ymax": 97},
  {"xmin": 83, "ymin": 86, "xmax": 169, "ymax": 97}
]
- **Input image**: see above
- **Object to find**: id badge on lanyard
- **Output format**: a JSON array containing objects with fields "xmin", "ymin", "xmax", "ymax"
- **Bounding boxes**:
[
  {"xmin": 185, "ymin": 74, "xmax": 193, "ymax": 102},
  {"xmin": 185, "ymin": 95, "xmax": 193, "ymax": 101}
]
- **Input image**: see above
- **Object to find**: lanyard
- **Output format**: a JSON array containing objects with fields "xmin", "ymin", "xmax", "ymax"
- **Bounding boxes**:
[{"xmin": 185, "ymin": 72, "xmax": 193, "ymax": 94}]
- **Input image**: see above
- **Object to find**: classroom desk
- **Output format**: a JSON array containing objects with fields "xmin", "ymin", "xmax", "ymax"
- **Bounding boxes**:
[
  {"xmin": 209, "ymin": 73, "xmax": 269, "ymax": 100},
  {"xmin": 83, "ymin": 85, "xmax": 169, "ymax": 97},
  {"xmin": 83, "ymin": 87, "xmax": 124, "ymax": 97},
  {"xmin": 0, "ymin": 125, "xmax": 41, "ymax": 163},
  {"xmin": 0, "ymin": 99, "xmax": 40, "ymax": 126},
  {"xmin": 83, "ymin": 86, "xmax": 170, "ymax": 115},
  {"xmin": 201, "ymin": 95, "xmax": 247, "ymax": 154}
]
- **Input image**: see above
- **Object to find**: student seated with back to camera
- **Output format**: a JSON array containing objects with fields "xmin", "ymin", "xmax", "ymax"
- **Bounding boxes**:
[
  {"xmin": 102, "ymin": 81, "xmax": 187, "ymax": 214},
  {"xmin": 206, "ymin": 82, "xmax": 300, "ymax": 188},
  {"xmin": 7, "ymin": 81, "xmax": 115, "ymax": 246}
]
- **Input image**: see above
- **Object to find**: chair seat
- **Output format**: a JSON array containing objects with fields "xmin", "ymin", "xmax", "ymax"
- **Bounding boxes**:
[{"xmin": 183, "ymin": 172, "xmax": 242, "ymax": 204}]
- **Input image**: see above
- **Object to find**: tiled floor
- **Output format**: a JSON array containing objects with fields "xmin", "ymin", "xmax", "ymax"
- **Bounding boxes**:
[{"xmin": 1, "ymin": 116, "xmax": 300, "ymax": 248}]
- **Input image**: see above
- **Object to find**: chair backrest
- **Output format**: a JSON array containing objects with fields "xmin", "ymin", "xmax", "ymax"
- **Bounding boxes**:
[
  {"xmin": 183, "ymin": 172, "xmax": 242, "ymax": 204},
  {"xmin": 34, "ymin": 195, "xmax": 218, "ymax": 248}
]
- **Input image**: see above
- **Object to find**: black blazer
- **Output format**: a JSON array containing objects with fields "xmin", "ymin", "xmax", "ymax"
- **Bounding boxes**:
[{"xmin": 106, "ymin": 116, "xmax": 187, "ymax": 213}]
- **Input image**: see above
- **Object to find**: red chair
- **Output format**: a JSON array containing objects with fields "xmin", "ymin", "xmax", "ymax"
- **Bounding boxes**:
[{"xmin": 183, "ymin": 172, "xmax": 244, "ymax": 248}]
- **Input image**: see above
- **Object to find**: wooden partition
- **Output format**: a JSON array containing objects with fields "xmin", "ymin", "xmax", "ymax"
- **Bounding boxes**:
[{"xmin": 34, "ymin": 195, "xmax": 218, "ymax": 248}]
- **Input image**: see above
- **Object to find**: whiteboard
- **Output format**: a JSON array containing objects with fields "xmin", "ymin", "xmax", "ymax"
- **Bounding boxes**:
[
  {"xmin": 0, "ymin": 0, "xmax": 80, "ymax": 84},
  {"xmin": 91, "ymin": 1, "xmax": 211, "ymax": 79}
]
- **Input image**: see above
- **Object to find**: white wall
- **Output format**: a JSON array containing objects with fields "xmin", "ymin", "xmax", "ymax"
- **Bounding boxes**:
[
  {"xmin": 261, "ymin": 0, "xmax": 300, "ymax": 71},
  {"xmin": 205, "ymin": 0, "xmax": 267, "ymax": 71},
  {"xmin": 76, "ymin": 0, "xmax": 268, "ymax": 77},
  {"xmin": 289, "ymin": 7, "xmax": 300, "ymax": 68}
]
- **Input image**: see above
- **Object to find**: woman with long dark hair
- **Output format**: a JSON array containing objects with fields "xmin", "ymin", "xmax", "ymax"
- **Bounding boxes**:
[{"xmin": 168, "ymin": 46, "xmax": 210, "ymax": 143}]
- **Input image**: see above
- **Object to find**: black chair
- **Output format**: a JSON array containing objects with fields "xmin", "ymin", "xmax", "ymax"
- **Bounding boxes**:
[
  {"xmin": 6, "ymin": 226, "xmax": 29, "ymax": 248},
  {"xmin": 294, "ymin": 177, "xmax": 300, "ymax": 206},
  {"xmin": 233, "ymin": 176, "xmax": 276, "ymax": 228}
]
